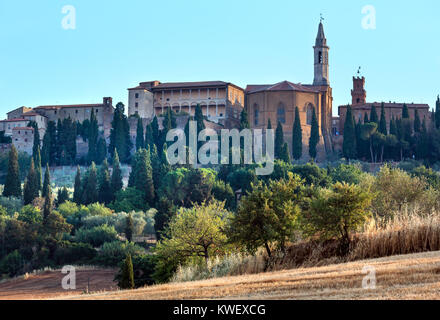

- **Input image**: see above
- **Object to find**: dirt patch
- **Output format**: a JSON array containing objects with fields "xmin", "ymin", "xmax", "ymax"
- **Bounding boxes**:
[{"xmin": 0, "ymin": 268, "xmax": 118, "ymax": 300}]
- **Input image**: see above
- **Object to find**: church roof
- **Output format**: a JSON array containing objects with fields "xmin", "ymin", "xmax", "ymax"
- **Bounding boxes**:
[
  {"xmin": 341, "ymin": 102, "xmax": 430, "ymax": 110},
  {"xmin": 246, "ymin": 81, "xmax": 319, "ymax": 94}
]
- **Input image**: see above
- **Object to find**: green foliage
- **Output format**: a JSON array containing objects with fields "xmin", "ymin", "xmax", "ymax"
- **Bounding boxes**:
[
  {"xmin": 53, "ymin": 242, "xmax": 97, "ymax": 265},
  {"xmin": 109, "ymin": 102, "xmax": 132, "ymax": 164},
  {"xmin": 292, "ymin": 106, "xmax": 302, "ymax": 160},
  {"xmin": 23, "ymin": 159, "xmax": 39, "ymax": 205},
  {"xmin": 111, "ymin": 150, "xmax": 123, "ymax": 194},
  {"xmin": 118, "ymin": 254, "xmax": 135, "ymax": 289},
  {"xmin": 309, "ymin": 106, "xmax": 319, "ymax": 159},
  {"xmin": 229, "ymin": 173, "xmax": 304, "ymax": 256},
  {"xmin": 226, "ymin": 167, "xmax": 258, "ymax": 194},
  {"xmin": 211, "ymin": 180, "xmax": 236, "ymax": 211},
  {"xmin": 342, "ymin": 106, "xmax": 357, "ymax": 160},
  {"xmin": 154, "ymin": 197, "xmax": 175, "ymax": 241},
  {"xmin": 97, "ymin": 241, "xmax": 144, "ymax": 266},
  {"xmin": 302, "ymin": 182, "xmax": 372, "ymax": 255},
  {"xmin": 115, "ymin": 254, "xmax": 155, "ymax": 288},
  {"xmin": 42, "ymin": 164, "xmax": 51, "ymax": 198},
  {"xmin": 240, "ymin": 108, "xmax": 250, "ymax": 130},
  {"xmin": 280, "ymin": 143, "xmax": 291, "ymax": 164},
  {"xmin": 18, "ymin": 205, "xmax": 43, "ymax": 224},
  {"xmin": 125, "ymin": 214, "xmax": 134, "ymax": 242},
  {"xmin": 128, "ymin": 148, "xmax": 155, "ymax": 207},
  {"xmin": 73, "ymin": 166, "xmax": 82, "ymax": 204},
  {"xmin": 0, "ymin": 250, "xmax": 23, "ymax": 277},
  {"xmin": 57, "ymin": 187, "xmax": 70, "ymax": 206},
  {"xmin": 3, "ymin": 145, "xmax": 21, "ymax": 198},
  {"xmin": 110, "ymin": 187, "xmax": 147, "ymax": 212},
  {"xmin": 291, "ymin": 163, "xmax": 331, "ymax": 187},
  {"xmin": 98, "ymin": 160, "xmax": 113, "ymax": 205},
  {"xmin": 81, "ymin": 162, "xmax": 98, "ymax": 205},
  {"xmin": 274, "ymin": 121, "xmax": 284, "ymax": 159},
  {"xmin": 329, "ymin": 163, "xmax": 366, "ymax": 185},
  {"xmin": 136, "ymin": 118, "xmax": 145, "ymax": 150},
  {"xmin": 75, "ymin": 224, "xmax": 118, "ymax": 247}
]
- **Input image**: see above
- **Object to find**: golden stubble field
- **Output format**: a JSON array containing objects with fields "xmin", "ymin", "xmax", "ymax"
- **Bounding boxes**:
[{"xmin": 60, "ymin": 251, "xmax": 440, "ymax": 300}]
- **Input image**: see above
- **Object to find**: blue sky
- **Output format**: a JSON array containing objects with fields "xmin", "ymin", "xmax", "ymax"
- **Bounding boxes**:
[{"xmin": 0, "ymin": 0, "xmax": 439, "ymax": 118}]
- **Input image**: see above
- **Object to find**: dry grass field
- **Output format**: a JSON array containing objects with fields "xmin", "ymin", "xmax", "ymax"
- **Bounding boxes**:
[
  {"xmin": 59, "ymin": 251, "xmax": 440, "ymax": 300},
  {"xmin": 0, "ymin": 267, "xmax": 118, "ymax": 300}
]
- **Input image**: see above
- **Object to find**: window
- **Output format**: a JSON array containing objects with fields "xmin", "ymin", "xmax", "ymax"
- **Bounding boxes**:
[
  {"xmin": 54, "ymin": 111, "xmax": 57, "ymax": 114},
  {"xmin": 277, "ymin": 103, "xmax": 286, "ymax": 124},
  {"xmin": 306, "ymin": 104, "xmax": 314, "ymax": 125},
  {"xmin": 254, "ymin": 104, "xmax": 259, "ymax": 126},
  {"xmin": 318, "ymin": 51, "xmax": 323, "ymax": 64},
  {"xmin": 135, "ymin": 103, "xmax": 138, "ymax": 108},
  {"xmin": 76, "ymin": 110, "xmax": 78, "ymax": 114},
  {"xmin": 135, "ymin": 93, "xmax": 139, "ymax": 99}
]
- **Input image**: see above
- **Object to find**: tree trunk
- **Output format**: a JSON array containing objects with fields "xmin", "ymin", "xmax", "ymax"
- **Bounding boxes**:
[{"xmin": 264, "ymin": 242, "xmax": 272, "ymax": 258}]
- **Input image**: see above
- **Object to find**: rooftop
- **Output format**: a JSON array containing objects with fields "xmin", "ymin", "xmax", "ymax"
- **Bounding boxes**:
[
  {"xmin": 246, "ymin": 81, "xmax": 319, "ymax": 94},
  {"xmin": 129, "ymin": 81, "xmax": 244, "ymax": 91}
]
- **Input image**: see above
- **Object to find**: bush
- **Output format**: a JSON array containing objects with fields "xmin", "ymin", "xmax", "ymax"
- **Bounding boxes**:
[
  {"xmin": 53, "ymin": 241, "xmax": 97, "ymax": 265},
  {"xmin": 110, "ymin": 187, "xmax": 147, "ymax": 213},
  {"xmin": 291, "ymin": 163, "xmax": 331, "ymax": 187},
  {"xmin": 0, "ymin": 250, "xmax": 23, "ymax": 277},
  {"xmin": 17, "ymin": 205, "xmax": 43, "ymax": 224},
  {"xmin": 329, "ymin": 163, "xmax": 367, "ymax": 185},
  {"xmin": 97, "ymin": 241, "xmax": 145, "ymax": 266},
  {"xmin": 75, "ymin": 224, "xmax": 118, "ymax": 247},
  {"xmin": 0, "ymin": 196, "xmax": 23, "ymax": 215}
]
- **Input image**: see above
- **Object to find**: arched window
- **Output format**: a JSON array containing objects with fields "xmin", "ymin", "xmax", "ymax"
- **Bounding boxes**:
[
  {"xmin": 306, "ymin": 104, "xmax": 315, "ymax": 125},
  {"xmin": 277, "ymin": 103, "xmax": 286, "ymax": 124},
  {"xmin": 254, "ymin": 104, "xmax": 259, "ymax": 126}
]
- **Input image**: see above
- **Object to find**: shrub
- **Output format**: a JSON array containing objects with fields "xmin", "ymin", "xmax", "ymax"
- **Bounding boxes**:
[
  {"xmin": 0, "ymin": 250, "xmax": 23, "ymax": 277},
  {"xmin": 97, "ymin": 241, "xmax": 145, "ymax": 266},
  {"xmin": 75, "ymin": 224, "xmax": 118, "ymax": 247},
  {"xmin": 329, "ymin": 163, "xmax": 367, "ymax": 185},
  {"xmin": 0, "ymin": 196, "xmax": 23, "ymax": 215},
  {"xmin": 53, "ymin": 241, "xmax": 97, "ymax": 265},
  {"xmin": 18, "ymin": 205, "xmax": 43, "ymax": 224},
  {"xmin": 110, "ymin": 187, "xmax": 147, "ymax": 212},
  {"xmin": 291, "ymin": 163, "xmax": 331, "ymax": 187}
]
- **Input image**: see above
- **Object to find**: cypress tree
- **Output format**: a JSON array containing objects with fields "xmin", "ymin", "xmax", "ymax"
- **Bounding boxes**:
[
  {"xmin": 151, "ymin": 116, "xmax": 160, "ymax": 148},
  {"xmin": 88, "ymin": 109, "xmax": 99, "ymax": 164},
  {"xmin": 154, "ymin": 197, "xmax": 175, "ymax": 240},
  {"xmin": 125, "ymin": 214, "xmax": 134, "ymax": 242},
  {"xmin": 280, "ymin": 143, "xmax": 291, "ymax": 163},
  {"xmin": 129, "ymin": 149, "xmax": 155, "ymax": 207},
  {"xmin": 119, "ymin": 254, "xmax": 135, "ymax": 290},
  {"xmin": 42, "ymin": 164, "xmax": 51, "ymax": 198},
  {"xmin": 342, "ymin": 106, "xmax": 357, "ymax": 160},
  {"xmin": 370, "ymin": 105, "xmax": 379, "ymax": 124},
  {"xmin": 109, "ymin": 103, "xmax": 132, "ymax": 164},
  {"xmin": 136, "ymin": 118, "xmax": 145, "ymax": 150},
  {"xmin": 3, "ymin": 145, "xmax": 22, "ymax": 198},
  {"xmin": 31, "ymin": 123, "xmax": 40, "ymax": 160},
  {"xmin": 240, "ymin": 108, "xmax": 250, "ymax": 130},
  {"xmin": 111, "ymin": 150, "xmax": 123, "ymax": 194},
  {"xmin": 292, "ymin": 106, "xmax": 302, "ymax": 160},
  {"xmin": 98, "ymin": 159, "xmax": 112, "ymax": 204},
  {"xmin": 309, "ymin": 106, "xmax": 319, "ymax": 160},
  {"xmin": 363, "ymin": 112, "xmax": 369, "ymax": 124},
  {"xmin": 82, "ymin": 162, "xmax": 98, "ymax": 205},
  {"xmin": 267, "ymin": 118, "xmax": 272, "ymax": 130},
  {"xmin": 47, "ymin": 121, "xmax": 57, "ymax": 166},
  {"xmin": 96, "ymin": 137, "xmax": 107, "ymax": 165},
  {"xmin": 41, "ymin": 131, "xmax": 51, "ymax": 168},
  {"xmin": 145, "ymin": 124, "xmax": 154, "ymax": 149},
  {"xmin": 436, "ymin": 96, "xmax": 440, "ymax": 129},
  {"xmin": 414, "ymin": 109, "xmax": 421, "ymax": 133},
  {"xmin": 34, "ymin": 147, "xmax": 42, "ymax": 191},
  {"xmin": 378, "ymin": 103, "xmax": 387, "ymax": 135},
  {"xmin": 73, "ymin": 166, "xmax": 82, "ymax": 205},
  {"xmin": 57, "ymin": 187, "xmax": 69, "ymax": 205},
  {"xmin": 23, "ymin": 159, "xmax": 39, "ymax": 205},
  {"xmin": 274, "ymin": 121, "xmax": 284, "ymax": 159},
  {"xmin": 42, "ymin": 179, "xmax": 53, "ymax": 225},
  {"xmin": 402, "ymin": 104, "xmax": 410, "ymax": 119}
]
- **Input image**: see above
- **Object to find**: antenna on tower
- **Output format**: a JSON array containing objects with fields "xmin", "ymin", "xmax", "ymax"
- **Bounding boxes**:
[
  {"xmin": 357, "ymin": 66, "xmax": 362, "ymax": 76},
  {"xmin": 320, "ymin": 13, "xmax": 325, "ymax": 23}
]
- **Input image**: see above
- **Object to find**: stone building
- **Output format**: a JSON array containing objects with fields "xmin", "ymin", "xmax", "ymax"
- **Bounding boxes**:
[
  {"xmin": 245, "ymin": 21, "xmax": 334, "ymax": 161},
  {"xmin": 33, "ymin": 97, "xmax": 114, "ymax": 138},
  {"xmin": 0, "ymin": 118, "xmax": 29, "ymax": 136},
  {"xmin": 12, "ymin": 127, "xmax": 34, "ymax": 155},
  {"xmin": 128, "ymin": 81, "xmax": 244, "ymax": 127},
  {"xmin": 338, "ymin": 77, "xmax": 431, "ymax": 134}
]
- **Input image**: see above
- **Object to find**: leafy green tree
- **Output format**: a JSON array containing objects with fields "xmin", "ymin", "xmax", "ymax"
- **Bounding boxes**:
[
  {"xmin": 361, "ymin": 122, "xmax": 378, "ymax": 163},
  {"xmin": 42, "ymin": 164, "xmax": 51, "ymax": 198},
  {"xmin": 229, "ymin": 173, "xmax": 303, "ymax": 256},
  {"xmin": 292, "ymin": 106, "xmax": 302, "ymax": 160},
  {"xmin": 274, "ymin": 121, "xmax": 284, "ymax": 159},
  {"xmin": 136, "ymin": 118, "xmax": 145, "ymax": 150},
  {"xmin": 82, "ymin": 162, "xmax": 99, "ymax": 205},
  {"xmin": 23, "ymin": 159, "xmax": 39, "ymax": 205},
  {"xmin": 280, "ymin": 143, "xmax": 291, "ymax": 163},
  {"xmin": 3, "ymin": 145, "xmax": 22, "ymax": 198},
  {"xmin": 111, "ymin": 150, "xmax": 123, "ymax": 194},
  {"xmin": 342, "ymin": 106, "xmax": 357, "ymax": 160},
  {"xmin": 73, "ymin": 166, "xmax": 82, "ymax": 204},
  {"xmin": 118, "ymin": 254, "xmax": 135, "ymax": 289},
  {"xmin": 309, "ymin": 106, "xmax": 319, "ymax": 160},
  {"xmin": 156, "ymin": 201, "xmax": 230, "ymax": 265},
  {"xmin": 302, "ymin": 182, "xmax": 372, "ymax": 255}
]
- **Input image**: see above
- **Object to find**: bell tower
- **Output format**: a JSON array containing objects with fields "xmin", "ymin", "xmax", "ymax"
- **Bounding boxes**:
[
  {"xmin": 351, "ymin": 76, "xmax": 366, "ymax": 105},
  {"xmin": 313, "ymin": 20, "xmax": 330, "ymax": 86}
]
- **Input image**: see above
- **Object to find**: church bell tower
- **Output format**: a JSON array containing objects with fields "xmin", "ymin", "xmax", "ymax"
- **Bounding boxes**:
[{"xmin": 313, "ymin": 21, "xmax": 330, "ymax": 86}]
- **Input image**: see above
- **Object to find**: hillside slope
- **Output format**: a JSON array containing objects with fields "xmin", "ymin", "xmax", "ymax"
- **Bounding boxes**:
[{"xmin": 63, "ymin": 251, "xmax": 440, "ymax": 300}]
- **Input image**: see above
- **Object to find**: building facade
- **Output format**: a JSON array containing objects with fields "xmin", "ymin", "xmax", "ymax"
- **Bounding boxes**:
[
  {"xmin": 245, "ymin": 22, "xmax": 334, "ymax": 161},
  {"xmin": 128, "ymin": 81, "xmax": 245, "ymax": 127},
  {"xmin": 338, "ymin": 77, "xmax": 430, "ymax": 134},
  {"xmin": 12, "ymin": 127, "xmax": 34, "ymax": 155}
]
